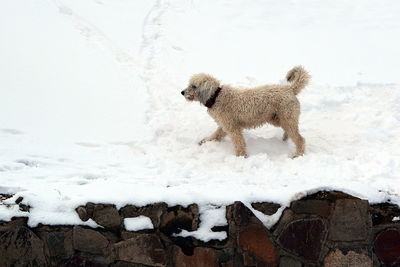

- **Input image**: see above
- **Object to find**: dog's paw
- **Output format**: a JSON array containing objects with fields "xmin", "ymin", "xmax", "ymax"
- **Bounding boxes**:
[
  {"xmin": 290, "ymin": 153, "xmax": 303, "ymax": 159},
  {"xmin": 198, "ymin": 139, "xmax": 207, "ymax": 146},
  {"xmin": 236, "ymin": 152, "xmax": 248, "ymax": 158}
]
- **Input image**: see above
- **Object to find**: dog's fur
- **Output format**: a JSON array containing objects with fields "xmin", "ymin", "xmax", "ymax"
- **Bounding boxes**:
[{"xmin": 181, "ymin": 66, "xmax": 310, "ymax": 158}]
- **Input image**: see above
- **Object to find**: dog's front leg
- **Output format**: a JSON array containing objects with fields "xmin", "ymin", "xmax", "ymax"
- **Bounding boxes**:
[
  {"xmin": 227, "ymin": 130, "xmax": 248, "ymax": 158},
  {"xmin": 198, "ymin": 127, "xmax": 226, "ymax": 145}
]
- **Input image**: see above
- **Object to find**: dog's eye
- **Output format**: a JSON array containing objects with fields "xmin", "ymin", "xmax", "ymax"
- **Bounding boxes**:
[{"xmin": 191, "ymin": 85, "xmax": 197, "ymax": 89}]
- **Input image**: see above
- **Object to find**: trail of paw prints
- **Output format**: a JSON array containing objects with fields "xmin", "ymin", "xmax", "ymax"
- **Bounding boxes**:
[
  {"xmin": 53, "ymin": 0, "xmax": 135, "ymax": 65},
  {"xmin": 139, "ymin": 0, "xmax": 179, "ymax": 127}
]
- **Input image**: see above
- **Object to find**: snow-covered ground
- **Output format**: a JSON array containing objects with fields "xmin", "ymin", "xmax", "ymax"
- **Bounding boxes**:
[{"xmin": 1, "ymin": 0, "xmax": 400, "ymax": 238}]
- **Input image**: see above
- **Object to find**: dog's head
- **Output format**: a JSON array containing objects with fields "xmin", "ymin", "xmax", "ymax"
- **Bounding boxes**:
[{"xmin": 181, "ymin": 73, "xmax": 220, "ymax": 105}]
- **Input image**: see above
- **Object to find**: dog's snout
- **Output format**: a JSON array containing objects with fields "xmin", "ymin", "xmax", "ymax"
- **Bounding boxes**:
[{"xmin": 181, "ymin": 90, "xmax": 185, "ymax": 95}]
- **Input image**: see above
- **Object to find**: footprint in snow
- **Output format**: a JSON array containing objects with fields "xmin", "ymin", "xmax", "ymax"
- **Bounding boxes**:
[
  {"xmin": 172, "ymin": 45, "xmax": 183, "ymax": 51},
  {"xmin": 15, "ymin": 159, "xmax": 39, "ymax": 168},
  {"xmin": 75, "ymin": 142, "xmax": 101, "ymax": 148},
  {"xmin": 1, "ymin": 129, "xmax": 23, "ymax": 135}
]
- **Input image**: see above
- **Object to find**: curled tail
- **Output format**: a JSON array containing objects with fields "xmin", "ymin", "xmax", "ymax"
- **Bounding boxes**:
[{"xmin": 286, "ymin": 65, "xmax": 310, "ymax": 95}]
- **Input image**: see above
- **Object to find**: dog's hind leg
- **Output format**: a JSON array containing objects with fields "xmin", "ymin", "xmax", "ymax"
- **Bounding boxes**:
[
  {"xmin": 227, "ymin": 129, "xmax": 247, "ymax": 157},
  {"xmin": 282, "ymin": 131, "xmax": 288, "ymax": 141},
  {"xmin": 281, "ymin": 121, "xmax": 305, "ymax": 158},
  {"xmin": 198, "ymin": 127, "xmax": 226, "ymax": 145},
  {"xmin": 269, "ymin": 113, "xmax": 288, "ymax": 141}
]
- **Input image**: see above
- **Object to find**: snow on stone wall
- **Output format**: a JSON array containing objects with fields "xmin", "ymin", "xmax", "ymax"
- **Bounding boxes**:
[{"xmin": 1, "ymin": 191, "xmax": 399, "ymax": 266}]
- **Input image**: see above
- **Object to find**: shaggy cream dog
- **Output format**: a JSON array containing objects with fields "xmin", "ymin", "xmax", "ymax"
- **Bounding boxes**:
[{"xmin": 181, "ymin": 66, "xmax": 310, "ymax": 158}]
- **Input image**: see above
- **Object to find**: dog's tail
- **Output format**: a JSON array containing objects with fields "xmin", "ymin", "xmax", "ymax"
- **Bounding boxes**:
[{"xmin": 286, "ymin": 65, "xmax": 310, "ymax": 95}]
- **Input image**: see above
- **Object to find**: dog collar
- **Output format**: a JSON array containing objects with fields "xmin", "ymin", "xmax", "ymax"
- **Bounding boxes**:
[{"xmin": 205, "ymin": 87, "xmax": 222, "ymax": 108}]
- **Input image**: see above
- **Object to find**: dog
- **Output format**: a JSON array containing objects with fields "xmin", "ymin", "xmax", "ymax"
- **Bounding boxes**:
[{"xmin": 181, "ymin": 66, "xmax": 310, "ymax": 158}]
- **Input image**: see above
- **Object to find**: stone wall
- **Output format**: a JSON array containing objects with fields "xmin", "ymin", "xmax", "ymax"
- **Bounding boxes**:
[{"xmin": 0, "ymin": 191, "xmax": 399, "ymax": 267}]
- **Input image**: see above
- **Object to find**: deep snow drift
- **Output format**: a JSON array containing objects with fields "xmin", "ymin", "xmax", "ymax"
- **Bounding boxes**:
[{"xmin": 0, "ymin": 0, "xmax": 399, "ymax": 240}]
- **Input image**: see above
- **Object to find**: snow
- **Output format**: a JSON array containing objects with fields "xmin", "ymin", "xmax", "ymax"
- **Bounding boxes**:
[
  {"xmin": 1, "ymin": 0, "xmax": 400, "ymax": 241},
  {"xmin": 176, "ymin": 205, "xmax": 227, "ymax": 242},
  {"xmin": 124, "ymin": 216, "xmax": 154, "ymax": 231}
]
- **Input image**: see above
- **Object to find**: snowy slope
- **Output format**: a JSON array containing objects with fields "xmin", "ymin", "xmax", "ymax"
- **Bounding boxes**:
[{"xmin": 0, "ymin": 0, "xmax": 399, "ymax": 237}]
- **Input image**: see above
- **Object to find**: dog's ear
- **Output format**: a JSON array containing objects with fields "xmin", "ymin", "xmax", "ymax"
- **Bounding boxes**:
[
  {"xmin": 197, "ymin": 80, "xmax": 219, "ymax": 105},
  {"xmin": 197, "ymin": 84, "xmax": 213, "ymax": 105}
]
